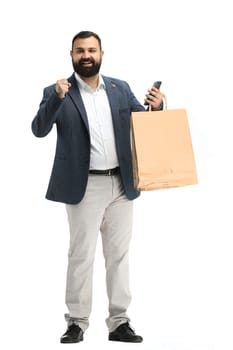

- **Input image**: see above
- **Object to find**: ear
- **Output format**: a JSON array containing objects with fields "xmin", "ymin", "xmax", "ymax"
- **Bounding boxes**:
[{"xmin": 70, "ymin": 50, "xmax": 73, "ymax": 58}]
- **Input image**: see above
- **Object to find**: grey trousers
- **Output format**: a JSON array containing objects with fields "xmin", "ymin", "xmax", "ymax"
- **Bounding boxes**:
[{"xmin": 65, "ymin": 174, "xmax": 133, "ymax": 332}]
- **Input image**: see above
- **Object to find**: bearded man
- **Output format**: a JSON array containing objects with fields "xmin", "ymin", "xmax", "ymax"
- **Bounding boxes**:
[{"xmin": 32, "ymin": 30, "xmax": 163, "ymax": 344}]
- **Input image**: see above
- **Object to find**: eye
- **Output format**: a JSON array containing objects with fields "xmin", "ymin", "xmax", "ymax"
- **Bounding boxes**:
[
  {"xmin": 89, "ymin": 48, "xmax": 97, "ymax": 53},
  {"xmin": 75, "ymin": 48, "xmax": 84, "ymax": 54}
]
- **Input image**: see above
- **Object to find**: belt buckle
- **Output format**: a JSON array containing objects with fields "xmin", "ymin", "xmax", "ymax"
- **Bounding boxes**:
[{"xmin": 108, "ymin": 169, "xmax": 111, "ymax": 176}]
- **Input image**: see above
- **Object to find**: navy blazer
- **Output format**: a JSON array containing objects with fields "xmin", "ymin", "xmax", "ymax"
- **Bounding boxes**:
[{"xmin": 32, "ymin": 74, "xmax": 146, "ymax": 204}]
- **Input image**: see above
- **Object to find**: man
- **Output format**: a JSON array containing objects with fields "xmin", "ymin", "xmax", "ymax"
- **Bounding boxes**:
[{"xmin": 32, "ymin": 31, "xmax": 163, "ymax": 343}]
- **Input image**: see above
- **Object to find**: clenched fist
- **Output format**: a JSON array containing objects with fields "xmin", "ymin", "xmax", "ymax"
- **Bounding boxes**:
[{"xmin": 55, "ymin": 79, "xmax": 72, "ymax": 99}]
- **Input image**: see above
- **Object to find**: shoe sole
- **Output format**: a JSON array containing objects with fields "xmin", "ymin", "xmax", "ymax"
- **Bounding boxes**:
[
  {"xmin": 60, "ymin": 336, "xmax": 84, "ymax": 343},
  {"xmin": 109, "ymin": 338, "xmax": 143, "ymax": 343}
]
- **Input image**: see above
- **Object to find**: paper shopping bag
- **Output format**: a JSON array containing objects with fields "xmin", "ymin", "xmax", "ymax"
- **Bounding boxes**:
[{"xmin": 131, "ymin": 109, "xmax": 198, "ymax": 191}]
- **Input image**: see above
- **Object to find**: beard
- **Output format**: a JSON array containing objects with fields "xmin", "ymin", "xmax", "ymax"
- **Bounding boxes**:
[{"xmin": 72, "ymin": 57, "xmax": 102, "ymax": 78}]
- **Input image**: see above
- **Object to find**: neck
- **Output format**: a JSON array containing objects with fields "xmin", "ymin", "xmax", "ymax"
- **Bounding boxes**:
[{"xmin": 80, "ymin": 74, "xmax": 99, "ymax": 90}]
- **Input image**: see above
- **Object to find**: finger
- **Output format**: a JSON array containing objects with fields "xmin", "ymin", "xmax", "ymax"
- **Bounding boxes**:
[
  {"xmin": 150, "ymin": 87, "xmax": 160, "ymax": 93},
  {"xmin": 63, "ymin": 82, "xmax": 72, "ymax": 89},
  {"xmin": 147, "ymin": 92, "xmax": 158, "ymax": 100},
  {"xmin": 57, "ymin": 79, "xmax": 65, "ymax": 85},
  {"xmin": 145, "ymin": 94, "xmax": 152, "ymax": 101},
  {"xmin": 58, "ymin": 79, "xmax": 70, "ymax": 87}
]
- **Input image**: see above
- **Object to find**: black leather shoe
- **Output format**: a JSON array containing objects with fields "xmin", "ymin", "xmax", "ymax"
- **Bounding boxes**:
[
  {"xmin": 60, "ymin": 323, "xmax": 84, "ymax": 343},
  {"xmin": 109, "ymin": 322, "xmax": 143, "ymax": 343}
]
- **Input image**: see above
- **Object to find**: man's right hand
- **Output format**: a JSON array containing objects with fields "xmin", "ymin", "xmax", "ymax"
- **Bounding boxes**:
[{"xmin": 55, "ymin": 79, "xmax": 72, "ymax": 99}]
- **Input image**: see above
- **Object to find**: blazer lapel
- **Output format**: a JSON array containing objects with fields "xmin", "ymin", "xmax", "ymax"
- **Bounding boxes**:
[
  {"xmin": 67, "ymin": 74, "xmax": 89, "ymax": 131},
  {"xmin": 103, "ymin": 77, "xmax": 119, "ymax": 123}
]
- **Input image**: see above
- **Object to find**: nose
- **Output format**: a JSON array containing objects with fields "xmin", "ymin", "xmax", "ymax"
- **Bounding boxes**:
[{"xmin": 81, "ymin": 50, "xmax": 91, "ymax": 59}]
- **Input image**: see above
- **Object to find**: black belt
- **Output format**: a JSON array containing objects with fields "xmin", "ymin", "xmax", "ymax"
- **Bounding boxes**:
[{"xmin": 89, "ymin": 167, "xmax": 120, "ymax": 176}]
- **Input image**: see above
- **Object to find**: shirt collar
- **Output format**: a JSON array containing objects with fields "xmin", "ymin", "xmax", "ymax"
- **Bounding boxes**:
[{"xmin": 74, "ymin": 72, "xmax": 105, "ymax": 92}]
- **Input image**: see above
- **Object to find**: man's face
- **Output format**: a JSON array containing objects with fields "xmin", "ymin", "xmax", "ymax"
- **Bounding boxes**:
[{"xmin": 70, "ymin": 36, "xmax": 104, "ymax": 78}]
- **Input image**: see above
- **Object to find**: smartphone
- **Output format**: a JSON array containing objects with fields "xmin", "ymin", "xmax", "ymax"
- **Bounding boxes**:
[{"xmin": 153, "ymin": 81, "xmax": 162, "ymax": 89}]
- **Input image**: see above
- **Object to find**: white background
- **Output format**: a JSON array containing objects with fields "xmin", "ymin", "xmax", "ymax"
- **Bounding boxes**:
[{"xmin": 0, "ymin": 0, "xmax": 233, "ymax": 349}]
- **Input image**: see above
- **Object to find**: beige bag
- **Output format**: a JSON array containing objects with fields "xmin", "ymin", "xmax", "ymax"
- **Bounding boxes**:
[{"xmin": 131, "ymin": 102, "xmax": 198, "ymax": 191}]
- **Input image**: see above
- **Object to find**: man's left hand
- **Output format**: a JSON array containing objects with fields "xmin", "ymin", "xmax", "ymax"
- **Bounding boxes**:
[{"xmin": 144, "ymin": 87, "xmax": 164, "ymax": 110}]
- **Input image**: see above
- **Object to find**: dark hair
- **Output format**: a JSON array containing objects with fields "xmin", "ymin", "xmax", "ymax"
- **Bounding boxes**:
[{"xmin": 72, "ymin": 31, "xmax": 102, "ymax": 50}]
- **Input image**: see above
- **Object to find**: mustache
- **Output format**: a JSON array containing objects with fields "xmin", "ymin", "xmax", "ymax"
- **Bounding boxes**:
[{"xmin": 79, "ymin": 58, "xmax": 95, "ymax": 64}]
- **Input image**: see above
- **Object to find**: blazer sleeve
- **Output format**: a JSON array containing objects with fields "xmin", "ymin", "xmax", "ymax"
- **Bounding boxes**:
[
  {"xmin": 123, "ymin": 81, "xmax": 146, "ymax": 112},
  {"xmin": 31, "ymin": 86, "xmax": 64, "ymax": 137}
]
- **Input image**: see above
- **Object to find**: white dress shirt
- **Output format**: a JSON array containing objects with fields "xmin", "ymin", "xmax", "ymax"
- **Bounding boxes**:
[{"xmin": 75, "ymin": 73, "xmax": 119, "ymax": 170}]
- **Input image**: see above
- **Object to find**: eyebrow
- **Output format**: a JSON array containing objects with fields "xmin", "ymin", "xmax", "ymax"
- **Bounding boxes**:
[{"xmin": 73, "ymin": 47, "xmax": 97, "ymax": 51}]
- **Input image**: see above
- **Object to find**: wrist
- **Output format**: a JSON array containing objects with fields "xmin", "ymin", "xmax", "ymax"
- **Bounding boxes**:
[
  {"xmin": 152, "ymin": 101, "xmax": 163, "ymax": 111},
  {"xmin": 55, "ymin": 89, "xmax": 65, "ymax": 99}
]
